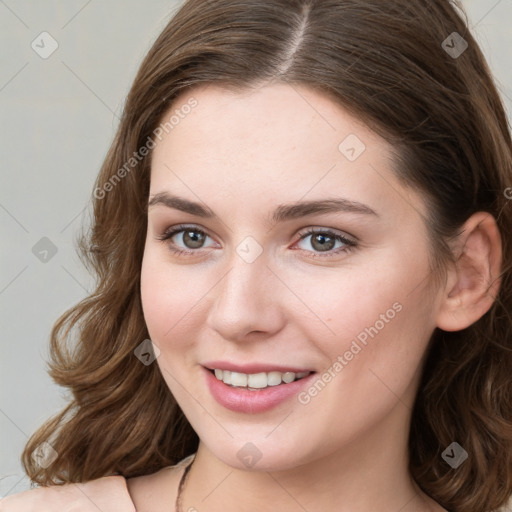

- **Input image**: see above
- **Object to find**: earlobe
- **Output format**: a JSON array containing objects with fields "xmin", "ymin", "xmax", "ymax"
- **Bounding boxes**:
[{"xmin": 436, "ymin": 212, "xmax": 502, "ymax": 332}]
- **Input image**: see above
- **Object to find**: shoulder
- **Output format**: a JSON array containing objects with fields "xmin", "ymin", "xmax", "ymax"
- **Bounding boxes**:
[
  {"xmin": 0, "ymin": 475, "xmax": 136, "ymax": 512},
  {"xmin": 126, "ymin": 454, "xmax": 195, "ymax": 512}
]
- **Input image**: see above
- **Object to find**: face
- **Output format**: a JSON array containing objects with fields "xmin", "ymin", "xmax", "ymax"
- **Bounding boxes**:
[{"xmin": 141, "ymin": 83, "xmax": 441, "ymax": 471}]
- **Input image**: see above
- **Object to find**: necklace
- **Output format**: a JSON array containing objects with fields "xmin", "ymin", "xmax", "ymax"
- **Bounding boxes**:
[
  {"xmin": 174, "ymin": 454, "xmax": 440, "ymax": 512},
  {"xmin": 175, "ymin": 454, "xmax": 195, "ymax": 512}
]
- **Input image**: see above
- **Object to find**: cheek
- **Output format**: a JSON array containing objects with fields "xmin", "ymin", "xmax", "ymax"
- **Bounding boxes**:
[
  {"xmin": 289, "ymin": 275, "xmax": 434, "ymax": 449},
  {"xmin": 289, "ymin": 264, "xmax": 408, "ymax": 351},
  {"xmin": 140, "ymin": 248, "xmax": 201, "ymax": 346},
  {"xmin": 295, "ymin": 251, "xmax": 435, "ymax": 388}
]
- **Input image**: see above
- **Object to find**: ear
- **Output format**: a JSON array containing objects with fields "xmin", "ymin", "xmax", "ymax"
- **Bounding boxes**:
[{"xmin": 436, "ymin": 211, "xmax": 502, "ymax": 332}]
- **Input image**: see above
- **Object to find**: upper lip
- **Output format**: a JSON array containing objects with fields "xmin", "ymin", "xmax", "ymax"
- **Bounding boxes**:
[{"xmin": 203, "ymin": 361, "xmax": 315, "ymax": 374}]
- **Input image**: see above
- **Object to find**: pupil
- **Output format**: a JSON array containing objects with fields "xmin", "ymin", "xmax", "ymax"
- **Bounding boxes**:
[
  {"xmin": 184, "ymin": 231, "xmax": 204, "ymax": 248},
  {"xmin": 313, "ymin": 233, "xmax": 334, "ymax": 251}
]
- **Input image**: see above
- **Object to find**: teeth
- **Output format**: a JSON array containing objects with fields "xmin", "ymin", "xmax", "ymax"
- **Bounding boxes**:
[
  {"xmin": 282, "ymin": 371, "xmax": 295, "ymax": 384},
  {"xmin": 248, "ymin": 372, "xmax": 268, "ymax": 388},
  {"xmin": 230, "ymin": 371, "xmax": 248, "ymax": 387},
  {"xmin": 212, "ymin": 369, "xmax": 311, "ymax": 389},
  {"xmin": 267, "ymin": 371, "xmax": 282, "ymax": 386}
]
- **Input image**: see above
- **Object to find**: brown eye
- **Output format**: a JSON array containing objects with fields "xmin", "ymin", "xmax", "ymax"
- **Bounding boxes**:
[
  {"xmin": 296, "ymin": 228, "xmax": 357, "ymax": 258},
  {"xmin": 309, "ymin": 232, "xmax": 336, "ymax": 252},
  {"xmin": 156, "ymin": 225, "xmax": 215, "ymax": 255},
  {"xmin": 180, "ymin": 229, "xmax": 207, "ymax": 249}
]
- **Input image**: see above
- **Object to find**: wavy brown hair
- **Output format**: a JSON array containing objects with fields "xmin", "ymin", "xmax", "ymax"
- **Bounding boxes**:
[{"xmin": 22, "ymin": 0, "xmax": 512, "ymax": 510}]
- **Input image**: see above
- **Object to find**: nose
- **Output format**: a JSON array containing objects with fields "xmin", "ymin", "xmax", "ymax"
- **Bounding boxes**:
[{"xmin": 205, "ymin": 251, "xmax": 286, "ymax": 343}]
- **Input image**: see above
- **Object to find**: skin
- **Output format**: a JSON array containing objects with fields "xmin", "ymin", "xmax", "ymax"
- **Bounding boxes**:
[{"xmin": 131, "ymin": 82, "xmax": 502, "ymax": 512}]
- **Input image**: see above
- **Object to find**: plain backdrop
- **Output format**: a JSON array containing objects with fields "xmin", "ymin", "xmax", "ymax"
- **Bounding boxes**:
[{"xmin": 1, "ymin": 0, "xmax": 511, "ymax": 498}]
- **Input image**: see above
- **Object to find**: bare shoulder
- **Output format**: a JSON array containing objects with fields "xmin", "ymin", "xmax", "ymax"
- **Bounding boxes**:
[
  {"xmin": 126, "ymin": 462, "xmax": 188, "ymax": 512},
  {"xmin": 0, "ymin": 475, "xmax": 135, "ymax": 512}
]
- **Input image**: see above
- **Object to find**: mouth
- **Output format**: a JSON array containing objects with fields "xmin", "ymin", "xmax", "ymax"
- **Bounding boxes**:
[
  {"xmin": 202, "ymin": 362, "xmax": 318, "ymax": 413},
  {"xmin": 207, "ymin": 368, "xmax": 314, "ymax": 390}
]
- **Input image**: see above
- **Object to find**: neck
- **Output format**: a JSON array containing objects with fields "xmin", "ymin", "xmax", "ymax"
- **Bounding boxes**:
[{"xmin": 179, "ymin": 404, "xmax": 445, "ymax": 512}]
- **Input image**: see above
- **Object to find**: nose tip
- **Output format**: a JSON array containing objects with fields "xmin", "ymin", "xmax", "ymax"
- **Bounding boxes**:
[{"xmin": 204, "ymin": 257, "xmax": 285, "ymax": 342}]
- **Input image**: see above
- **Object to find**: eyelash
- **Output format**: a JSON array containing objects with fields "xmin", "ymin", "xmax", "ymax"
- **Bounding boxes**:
[{"xmin": 155, "ymin": 224, "xmax": 357, "ymax": 259}]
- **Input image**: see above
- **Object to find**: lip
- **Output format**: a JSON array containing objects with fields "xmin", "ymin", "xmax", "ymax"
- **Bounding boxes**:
[
  {"xmin": 203, "ymin": 366, "xmax": 316, "ymax": 414},
  {"xmin": 203, "ymin": 361, "xmax": 314, "ymax": 374}
]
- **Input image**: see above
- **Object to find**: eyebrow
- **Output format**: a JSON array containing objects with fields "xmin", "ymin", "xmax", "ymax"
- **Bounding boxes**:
[{"xmin": 147, "ymin": 192, "xmax": 378, "ymax": 224}]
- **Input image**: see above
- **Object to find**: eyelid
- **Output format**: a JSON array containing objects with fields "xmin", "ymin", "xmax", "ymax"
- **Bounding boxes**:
[{"xmin": 296, "ymin": 226, "xmax": 357, "ymax": 244}]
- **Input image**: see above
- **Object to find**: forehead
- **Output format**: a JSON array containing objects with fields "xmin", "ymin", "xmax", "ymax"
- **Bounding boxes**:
[
  {"xmin": 148, "ymin": 83, "xmax": 424, "ymax": 224},
  {"xmin": 154, "ymin": 82, "xmax": 376, "ymax": 158}
]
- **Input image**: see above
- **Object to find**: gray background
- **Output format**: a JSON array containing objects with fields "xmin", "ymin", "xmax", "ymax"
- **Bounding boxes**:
[{"xmin": 1, "ymin": 0, "xmax": 511, "ymax": 499}]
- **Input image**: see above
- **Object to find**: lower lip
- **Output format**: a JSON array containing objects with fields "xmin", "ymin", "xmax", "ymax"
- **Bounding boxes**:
[{"xmin": 203, "ymin": 367, "xmax": 316, "ymax": 414}]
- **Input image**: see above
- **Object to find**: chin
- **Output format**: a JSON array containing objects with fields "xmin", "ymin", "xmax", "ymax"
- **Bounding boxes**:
[{"xmin": 202, "ymin": 435, "xmax": 316, "ymax": 473}]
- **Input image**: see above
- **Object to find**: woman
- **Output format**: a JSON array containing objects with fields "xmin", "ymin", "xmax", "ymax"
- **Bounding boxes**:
[{"xmin": 2, "ymin": 0, "xmax": 511, "ymax": 511}]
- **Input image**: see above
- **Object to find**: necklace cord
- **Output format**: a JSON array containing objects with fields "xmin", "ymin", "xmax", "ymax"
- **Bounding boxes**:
[{"xmin": 175, "ymin": 454, "xmax": 196, "ymax": 512}]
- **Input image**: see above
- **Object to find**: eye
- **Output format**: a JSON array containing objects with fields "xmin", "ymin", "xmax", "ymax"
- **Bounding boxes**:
[
  {"xmin": 294, "ymin": 228, "xmax": 357, "ymax": 258},
  {"xmin": 156, "ymin": 224, "xmax": 217, "ymax": 255},
  {"xmin": 156, "ymin": 224, "xmax": 357, "ymax": 259}
]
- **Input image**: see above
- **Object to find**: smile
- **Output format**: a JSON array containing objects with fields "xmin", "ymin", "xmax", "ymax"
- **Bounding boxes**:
[
  {"xmin": 211, "ymin": 369, "xmax": 312, "ymax": 389},
  {"xmin": 203, "ymin": 366, "xmax": 317, "ymax": 413}
]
